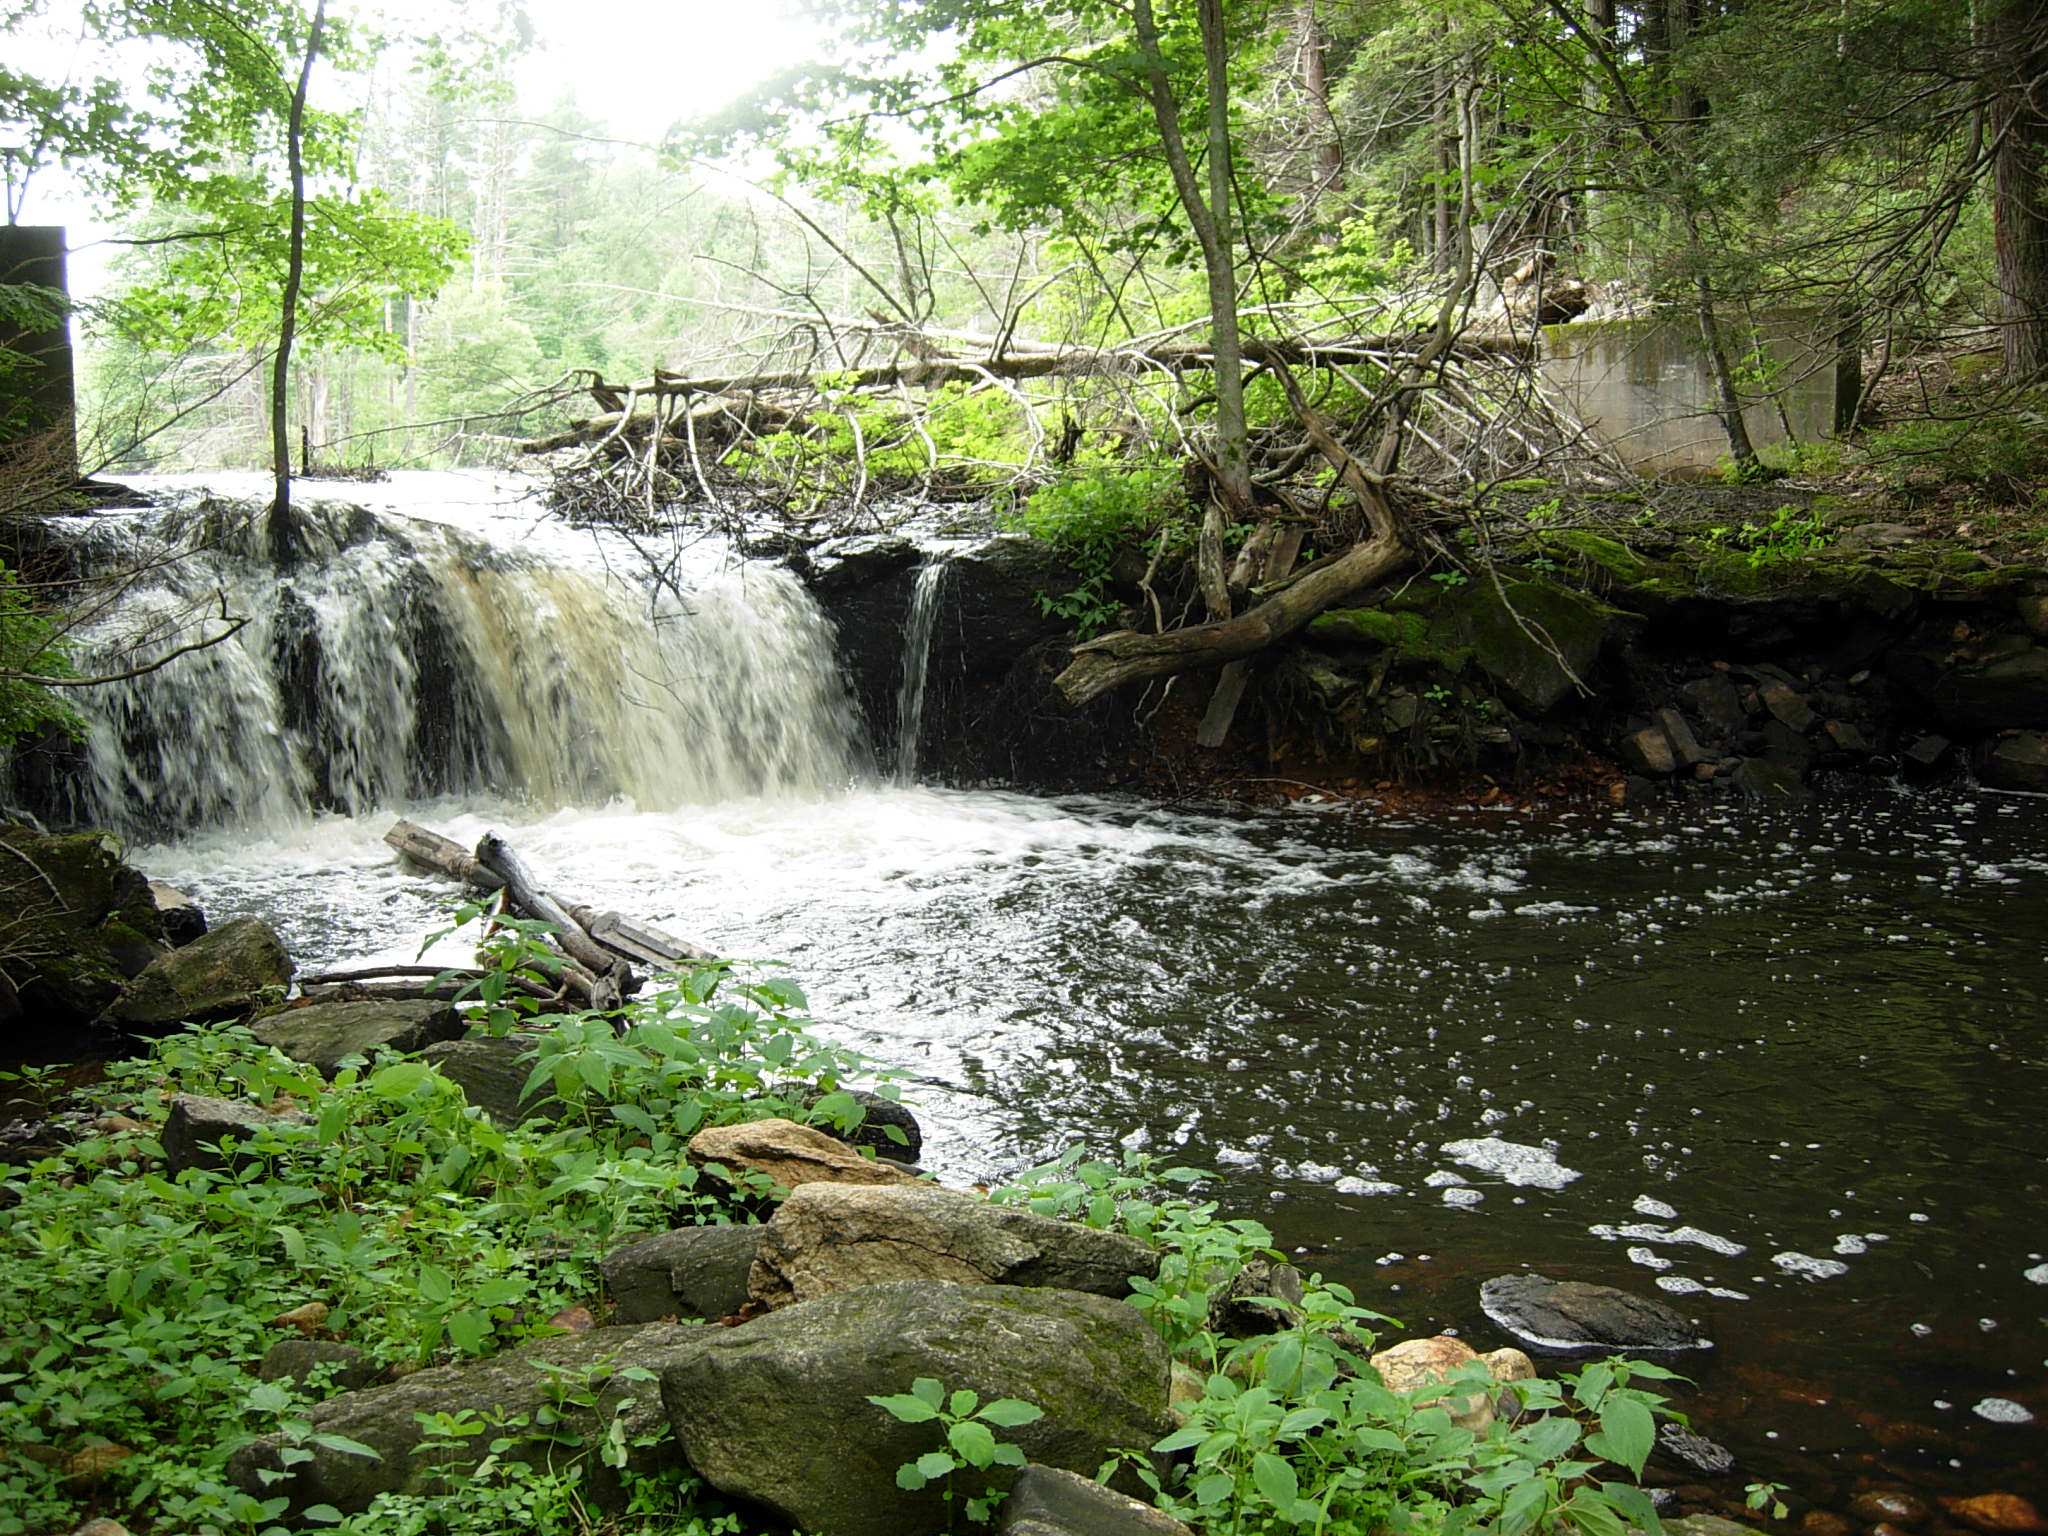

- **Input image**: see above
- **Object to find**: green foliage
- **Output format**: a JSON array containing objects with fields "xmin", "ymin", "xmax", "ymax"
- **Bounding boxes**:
[
  {"xmin": 0, "ymin": 560, "xmax": 81, "ymax": 750},
  {"xmin": 0, "ymin": 939, "xmax": 891, "ymax": 1535},
  {"xmin": 1863, "ymin": 396, "xmax": 2048, "ymax": 504},
  {"xmin": 869, "ymin": 1377, "xmax": 1044, "ymax": 1528},
  {"xmin": 1003, "ymin": 464, "xmax": 1183, "ymax": 638},
  {"xmin": 1695, "ymin": 505, "xmax": 1832, "ymax": 567}
]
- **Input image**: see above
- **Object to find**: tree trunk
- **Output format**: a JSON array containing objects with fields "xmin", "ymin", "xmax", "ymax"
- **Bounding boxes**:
[
  {"xmin": 1694, "ymin": 270, "xmax": 1761, "ymax": 473},
  {"xmin": 1988, "ymin": 0, "xmax": 2048, "ymax": 379},
  {"xmin": 268, "ymin": 0, "xmax": 326, "ymax": 555},
  {"xmin": 1300, "ymin": 2, "xmax": 1342, "ymax": 196}
]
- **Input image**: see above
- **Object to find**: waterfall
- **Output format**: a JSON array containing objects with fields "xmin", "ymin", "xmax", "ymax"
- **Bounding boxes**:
[
  {"xmin": 892, "ymin": 557, "xmax": 951, "ymax": 786},
  {"xmin": 18, "ymin": 479, "xmax": 870, "ymax": 837}
]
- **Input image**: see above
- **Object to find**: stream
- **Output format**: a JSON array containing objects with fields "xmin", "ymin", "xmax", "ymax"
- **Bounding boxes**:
[{"xmin": 21, "ymin": 473, "xmax": 2048, "ymax": 1512}]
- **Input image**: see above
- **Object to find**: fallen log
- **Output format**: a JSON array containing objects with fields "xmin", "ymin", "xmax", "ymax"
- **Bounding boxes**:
[
  {"xmin": 566, "ymin": 904, "xmax": 719, "ymax": 969},
  {"xmin": 302, "ymin": 963, "xmax": 557, "ymax": 1004},
  {"xmin": 384, "ymin": 820, "xmax": 503, "ymax": 891},
  {"xmin": 474, "ymin": 832, "xmax": 634, "ymax": 1010}
]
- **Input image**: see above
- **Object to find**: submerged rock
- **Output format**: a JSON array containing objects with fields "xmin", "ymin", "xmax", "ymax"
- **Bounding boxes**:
[
  {"xmin": 748, "ymin": 1181, "xmax": 1158, "ymax": 1309},
  {"xmin": 658, "ymin": 1281, "xmax": 1171, "ymax": 1536},
  {"xmin": 229, "ymin": 1322, "xmax": 708, "ymax": 1513},
  {"xmin": 103, "ymin": 916, "xmax": 292, "ymax": 1032},
  {"xmin": 252, "ymin": 998, "xmax": 463, "ymax": 1076},
  {"xmin": 1478, "ymin": 1273, "xmax": 1711, "ymax": 1353},
  {"xmin": 1655, "ymin": 1422, "xmax": 1735, "ymax": 1477}
]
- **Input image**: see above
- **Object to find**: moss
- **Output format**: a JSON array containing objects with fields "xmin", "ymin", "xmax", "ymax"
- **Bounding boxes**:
[
  {"xmin": 1443, "ymin": 575, "xmax": 1632, "ymax": 714},
  {"xmin": 1539, "ymin": 530, "xmax": 1662, "ymax": 588}
]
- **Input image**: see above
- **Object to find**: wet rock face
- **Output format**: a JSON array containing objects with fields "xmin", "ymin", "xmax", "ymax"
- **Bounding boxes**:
[
  {"xmin": 1478, "ymin": 1273, "xmax": 1711, "ymax": 1353},
  {"xmin": 1981, "ymin": 731, "xmax": 2048, "ymax": 790}
]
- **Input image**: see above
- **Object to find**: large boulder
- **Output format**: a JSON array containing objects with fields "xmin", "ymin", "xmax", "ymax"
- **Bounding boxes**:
[
  {"xmin": 687, "ymin": 1117, "xmax": 923, "ymax": 1194},
  {"xmin": 0, "ymin": 824, "xmax": 167, "ymax": 1032},
  {"xmin": 748, "ymin": 1183, "xmax": 1160, "ymax": 1309},
  {"xmin": 1478, "ymin": 1273, "xmax": 1711, "ymax": 1354},
  {"xmin": 998, "ymin": 1464, "xmax": 1191, "ymax": 1536},
  {"xmin": 251, "ymin": 998, "xmax": 463, "ymax": 1076},
  {"xmin": 658, "ymin": 1281, "xmax": 1172, "ymax": 1536},
  {"xmin": 102, "ymin": 916, "xmax": 292, "ymax": 1033},
  {"xmin": 419, "ymin": 1035, "xmax": 554, "ymax": 1123},
  {"xmin": 604, "ymin": 1225, "xmax": 762, "ymax": 1323},
  {"xmin": 228, "ymin": 1322, "xmax": 709, "ymax": 1514},
  {"xmin": 1367, "ymin": 1337, "xmax": 1536, "ymax": 1433},
  {"xmin": 1982, "ymin": 732, "xmax": 2048, "ymax": 791}
]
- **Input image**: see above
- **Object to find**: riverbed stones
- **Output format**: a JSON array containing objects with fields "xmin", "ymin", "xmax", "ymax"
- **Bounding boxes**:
[
  {"xmin": 251, "ymin": 998, "xmax": 463, "ymax": 1076},
  {"xmin": 748, "ymin": 1181, "xmax": 1159, "ymax": 1309},
  {"xmin": 686, "ymin": 1117, "xmax": 923, "ymax": 1194},
  {"xmin": 1731, "ymin": 757, "xmax": 1809, "ymax": 799},
  {"xmin": 603, "ymin": 1224, "xmax": 761, "ymax": 1322},
  {"xmin": 1655, "ymin": 1422, "xmax": 1736, "ymax": 1478},
  {"xmin": 1943, "ymin": 1495, "xmax": 2047, "ymax": 1535},
  {"xmin": 1759, "ymin": 681, "xmax": 1818, "ymax": 732},
  {"xmin": 997, "ymin": 1464, "xmax": 1192, "ymax": 1536},
  {"xmin": 228, "ymin": 1322, "xmax": 709, "ymax": 1513},
  {"xmin": 1849, "ymin": 1491, "xmax": 1933, "ymax": 1526},
  {"xmin": 161, "ymin": 1094, "xmax": 309, "ymax": 1175},
  {"xmin": 103, "ymin": 916, "xmax": 292, "ymax": 1033},
  {"xmin": 657, "ymin": 1281, "xmax": 1171, "ymax": 1536},
  {"xmin": 1621, "ymin": 726, "xmax": 1679, "ymax": 776},
  {"xmin": 1478, "ymin": 1273, "xmax": 1710, "ymax": 1353}
]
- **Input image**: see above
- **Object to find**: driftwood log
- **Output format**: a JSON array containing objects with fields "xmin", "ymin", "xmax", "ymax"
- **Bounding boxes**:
[{"xmin": 382, "ymin": 820, "xmax": 720, "ymax": 1014}]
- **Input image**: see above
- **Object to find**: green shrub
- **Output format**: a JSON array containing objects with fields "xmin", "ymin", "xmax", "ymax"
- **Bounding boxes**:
[{"xmin": 1003, "ymin": 463, "xmax": 1184, "ymax": 637}]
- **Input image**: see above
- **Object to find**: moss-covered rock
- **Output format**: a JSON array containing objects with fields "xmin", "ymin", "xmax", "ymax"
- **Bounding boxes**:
[
  {"xmin": 0, "ymin": 823, "xmax": 167, "ymax": 1034},
  {"xmin": 102, "ymin": 916, "xmax": 292, "ymax": 1034}
]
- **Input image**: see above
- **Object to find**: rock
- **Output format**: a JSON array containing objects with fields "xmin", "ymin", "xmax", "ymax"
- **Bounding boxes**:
[
  {"xmin": 1621, "ymin": 727, "xmax": 1679, "ymax": 776},
  {"xmin": 1647, "ymin": 1489, "xmax": 1682, "ymax": 1516},
  {"xmin": 272, "ymin": 1300, "xmax": 331, "ymax": 1334},
  {"xmin": 2020, "ymin": 593, "xmax": 2048, "ymax": 638},
  {"xmin": 687, "ymin": 1117, "xmax": 923, "ymax": 1194},
  {"xmin": 1730, "ymin": 757, "xmax": 1809, "ymax": 799},
  {"xmin": 658, "ymin": 1281, "xmax": 1171, "ymax": 1536},
  {"xmin": 1898, "ymin": 641, "xmax": 2048, "ymax": 734},
  {"xmin": 1369, "ymin": 1337, "xmax": 1493, "ymax": 1430},
  {"xmin": 1759, "ymin": 681, "xmax": 1818, "ymax": 732},
  {"xmin": 1680, "ymin": 675, "xmax": 1749, "ymax": 740},
  {"xmin": 811, "ymin": 1087, "xmax": 923, "ymax": 1163},
  {"xmin": 1478, "ymin": 1273, "xmax": 1710, "ymax": 1353},
  {"xmin": 103, "ymin": 916, "xmax": 292, "ymax": 1033},
  {"xmin": 1832, "ymin": 521, "xmax": 1919, "ymax": 552},
  {"xmin": 1802, "ymin": 1515, "xmax": 1856, "ymax": 1536},
  {"xmin": 548, "ymin": 1305, "xmax": 596, "ymax": 1333},
  {"xmin": 603, "ymin": 1225, "xmax": 762, "ymax": 1323},
  {"xmin": 748, "ymin": 1181, "xmax": 1159, "ymax": 1309},
  {"xmin": 1943, "ymin": 1495, "xmax": 2047, "ymax": 1535},
  {"xmin": 0, "ymin": 824, "xmax": 168, "ymax": 1031},
  {"xmin": 998, "ymin": 1463, "xmax": 1191, "ymax": 1536},
  {"xmin": 61, "ymin": 1443, "xmax": 134, "ymax": 1488},
  {"xmin": 149, "ymin": 881, "xmax": 207, "ymax": 946},
  {"xmin": 1655, "ymin": 708, "xmax": 1712, "ymax": 767},
  {"xmin": 1982, "ymin": 731, "xmax": 2048, "ymax": 790},
  {"xmin": 258, "ymin": 1338, "xmax": 376, "ymax": 1392},
  {"xmin": 1871, "ymin": 1523, "xmax": 1915, "ymax": 1536},
  {"xmin": 72, "ymin": 1521, "xmax": 132, "ymax": 1536},
  {"xmin": 1655, "ymin": 1422, "xmax": 1735, "ymax": 1477},
  {"xmin": 229, "ymin": 1321, "xmax": 708, "ymax": 1514},
  {"xmin": 251, "ymin": 998, "xmax": 463, "ymax": 1076},
  {"xmin": 1849, "ymin": 1491, "xmax": 1932, "ymax": 1527},
  {"xmin": 1207, "ymin": 1259, "xmax": 1305, "ymax": 1338},
  {"xmin": 417, "ymin": 1036, "xmax": 553, "ymax": 1123},
  {"xmin": 161, "ymin": 1093, "xmax": 308, "ymax": 1175},
  {"xmin": 1903, "ymin": 733, "xmax": 1951, "ymax": 769},
  {"xmin": 1822, "ymin": 719, "xmax": 1873, "ymax": 754},
  {"xmin": 1457, "ymin": 576, "xmax": 1630, "ymax": 715}
]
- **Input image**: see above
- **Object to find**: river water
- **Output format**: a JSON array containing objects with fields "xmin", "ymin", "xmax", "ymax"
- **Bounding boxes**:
[{"xmin": 26, "ymin": 474, "xmax": 2048, "ymax": 1511}]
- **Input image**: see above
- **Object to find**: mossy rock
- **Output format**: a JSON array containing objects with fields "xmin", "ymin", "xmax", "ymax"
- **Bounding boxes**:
[
  {"xmin": 0, "ymin": 823, "xmax": 168, "ymax": 1032},
  {"xmin": 103, "ymin": 916, "xmax": 293, "ymax": 1034}
]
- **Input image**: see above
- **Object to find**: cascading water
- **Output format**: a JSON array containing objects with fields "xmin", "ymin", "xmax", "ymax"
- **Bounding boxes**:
[
  {"xmin": 891, "ymin": 555, "xmax": 951, "ymax": 785},
  {"xmin": 21, "ymin": 476, "xmax": 869, "ymax": 837}
]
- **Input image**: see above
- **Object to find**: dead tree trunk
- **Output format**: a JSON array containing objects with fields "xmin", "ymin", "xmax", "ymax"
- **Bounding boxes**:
[{"xmin": 474, "ymin": 832, "xmax": 632, "ymax": 1009}]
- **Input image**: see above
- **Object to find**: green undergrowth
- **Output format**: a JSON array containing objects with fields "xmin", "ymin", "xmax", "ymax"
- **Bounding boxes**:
[{"xmin": 4, "ymin": 917, "xmax": 1679, "ymax": 1536}]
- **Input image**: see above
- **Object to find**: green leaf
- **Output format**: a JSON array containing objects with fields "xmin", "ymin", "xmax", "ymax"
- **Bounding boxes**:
[
  {"xmin": 1153, "ymin": 1423, "xmax": 1208, "ymax": 1454},
  {"xmin": 911, "ymin": 1377, "xmax": 946, "ymax": 1408},
  {"xmin": 302, "ymin": 1506, "xmax": 346, "ymax": 1525},
  {"xmin": 1589, "ymin": 1395, "xmax": 1656, "ymax": 1477},
  {"xmin": 896, "ymin": 1462, "xmax": 929, "ymax": 1491},
  {"xmin": 368, "ymin": 1061, "xmax": 430, "ymax": 1099},
  {"xmin": 868, "ymin": 1393, "xmax": 940, "ymax": 1424},
  {"xmin": 1516, "ymin": 1414, "xmax": 1582, "ymax": 1463},
  {"xmin": 1573, "ymin": 1361, "xmax": 1614, "ymax": 1412},
  {"xmin": 417, "ymin": 1263, "xmax": 454, "ymax": 1307},
  {"xmin": 1501, "ymin": 1475, "xmax": 1551, "ymax": 1536},
  {"xmin": 1194, "ymin": 1471, "xmax": 1236, "ymax": 1507},
  {"xmin": 949, "ymin": 1388, "xmax": 980, "ymax": 1419},
  {"xmin": 448, "ymin": 1309, "xmax": 491, "ymax": 1354},
  {"xmin": 915, "ymin": 1450, "xmax": 957, "ymax": 1480},
  {"xmin": 977, "ymin": 1398, "xmax": 1044, "ymax": 1428},
  {"xmin": 1250, "ymin": 1451, "xmax": 1298, "ymax": 1509},
  {"xmin": 947, "ymin": 1418, "xmax": 997, "ymax": 1469},
  {"xmin": 310, "ymin": 1433, "xmax": 383, "ymax": 1461}
]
